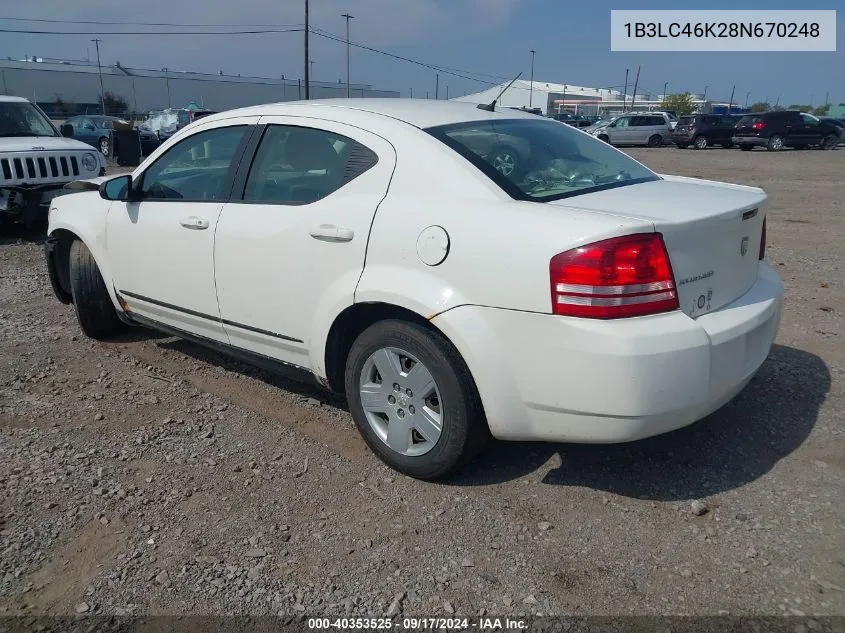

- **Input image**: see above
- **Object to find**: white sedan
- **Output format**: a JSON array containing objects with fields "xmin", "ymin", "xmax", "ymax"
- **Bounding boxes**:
[{"xmin": 45, "ymin": 99, "xmax": 783, "ymax": 479}]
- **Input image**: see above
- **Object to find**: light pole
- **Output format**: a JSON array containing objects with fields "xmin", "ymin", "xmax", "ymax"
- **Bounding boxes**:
[
  {"xmin": 304, "ymin": 0, "xmax": 310, "ymax": 100},
  {"xmin": 435, "ymin": 73, "xmax": 439, "ymax": 100},
  {"xmin": 745, "ymin": 91, "xmax": 751, "ymax": 108},
  {"xmin": 163, "ymin": 67, "xmax": 171, "ymax": 108},
  {"xmin": 529, "ymin": 50, "xmax": 536, "ymax": 108},
  {"xmin": 91, "ymin": 39, "xmax": 105, "ymax": 115},
  {"xmin": 623, "ymin": 68, "xmax": 629, "ymax": 111},
  {"xmin": 341, "ymin": 14, "xmax": 353, "ymax": 98},
  {"xmin": 663, "ymin": 81, "xmax": 668, "ymax": 102},
  {"xmin": 702, "ymin": 85, "xmax": 709, "ymax": 102}
]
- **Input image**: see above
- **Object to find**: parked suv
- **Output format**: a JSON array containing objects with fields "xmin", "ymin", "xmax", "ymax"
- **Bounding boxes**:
[
  {"xmin": 733, "ymin": 110, "xmax": 841, "ymax": 151},
  {"xmin": 673, "ymin": 114, "xmax": 741, "ymax": 149},
  {"xmin": 0, "ymin": 96, "xmax": 105, "ymax": 230},
  {"xmin": 589, "ymin": 113, "xmax": 671, "ymax": 147}
]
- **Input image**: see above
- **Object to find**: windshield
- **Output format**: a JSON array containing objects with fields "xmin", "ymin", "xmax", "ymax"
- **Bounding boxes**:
[
  {"xmin": 0, "ymin": 102, "xmax": 58, "ymax": 137},
  {"xmin": 426, "ymin": 118, "xmax": 658, "ymax": 202}
]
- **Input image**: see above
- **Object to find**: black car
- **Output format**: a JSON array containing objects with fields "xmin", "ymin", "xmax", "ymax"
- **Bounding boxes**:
[
  {"xmin": 672, "ymin": 114, "xmax": 742, "ymax": 149},
  {"xmin": 732, "ymin": 110, "xmax": 840, "ymax": 151}
]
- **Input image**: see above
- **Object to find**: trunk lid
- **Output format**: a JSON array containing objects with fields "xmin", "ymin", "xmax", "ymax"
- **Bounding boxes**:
[
  {"xmin": 550, "ymin": 176, "xmax": 766, "ymax": 318},
  {"xmin": 734, "ymin": 115, "xmax": 762, "ymax": 138}
]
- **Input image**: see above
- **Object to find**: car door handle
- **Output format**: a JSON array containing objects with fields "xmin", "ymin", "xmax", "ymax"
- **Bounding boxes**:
[
  {"xmin": 309, "ymin": 224, "xmax": 354, "ymax": 242},
  {"xmin": 179, "ymin": 216, "xmax": 210, "ymax": 230}
]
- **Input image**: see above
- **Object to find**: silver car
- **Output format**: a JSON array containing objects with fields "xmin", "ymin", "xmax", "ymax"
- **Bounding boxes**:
[{"xmin": 590, "ymin": 113, "xmax": 672, "ymax": 147}]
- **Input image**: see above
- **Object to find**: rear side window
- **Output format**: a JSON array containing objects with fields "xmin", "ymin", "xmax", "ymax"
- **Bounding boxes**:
[
  {"xmin": 426, "ymin": 118, "xmax": 659, "ymax": 202},
  {"xmin": 242, "ymin": 125, "xmax": 378, "ymax": 205},
  {"xmin": 647, "ymin": 116, "xmax": 665, "ymax": 126}
]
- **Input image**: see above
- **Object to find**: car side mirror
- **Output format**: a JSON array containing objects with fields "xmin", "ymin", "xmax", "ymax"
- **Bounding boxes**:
[
  {"xmin": 99, "ymin": 175, "xmax": 133, "ymax": 201},
  {"xmin": 60, "ymin": 123, "xmax": 74, "ymax": 137}
]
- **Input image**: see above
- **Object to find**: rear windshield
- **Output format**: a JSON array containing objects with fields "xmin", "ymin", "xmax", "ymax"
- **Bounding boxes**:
[
  {"xmin": 678, "ymin": 116, "xmax": 695, "ymax": 126},
  {"xmin": 426, "ymin": 119, "xmax": 659, "ymax": 202},
  {"xmin": 738, "ymin": 115, "xmax": 761, "ymax": 125}
]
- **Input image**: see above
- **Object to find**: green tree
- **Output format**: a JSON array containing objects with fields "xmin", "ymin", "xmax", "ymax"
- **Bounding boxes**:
[
  {"xmin": 659, "ymin": 92, "xmax": 696, "ymax": 116},
  {"xmin": 786, "ymin": 104, "xmax": 813, "ymax": 112},
  {"xmin": 52, "ymin": 94, "xmax": 72, "ymax": 117},
  {"xmin": 102, "ymin": 91, "xmax": 129, "ymax": 116},
  {"xmin": 750, "ymin": 102, "xmax": 770, "ymax": 113}
]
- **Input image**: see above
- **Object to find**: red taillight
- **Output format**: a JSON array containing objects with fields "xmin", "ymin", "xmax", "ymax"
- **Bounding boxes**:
[
  {"xmin": 752, "ymin": 122, "xmax": 766, "ymax": 130},
  {"xmin": 759, "ymin": 217, "xmax": 767, "ymax": 260},
  {"xmin": 550, "ymin": 233, "xmax": 680, "ymax": 319}
]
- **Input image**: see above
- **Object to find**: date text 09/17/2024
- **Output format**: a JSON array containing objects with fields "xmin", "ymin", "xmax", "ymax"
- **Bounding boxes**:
[{"xmin": 306, "ymin": 617, "xmax": 528, "ymax": 630}]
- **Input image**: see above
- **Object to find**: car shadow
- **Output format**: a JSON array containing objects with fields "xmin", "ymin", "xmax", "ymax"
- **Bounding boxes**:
[
  {"xmin": 0, "ymin": 225, "xmax": 45, "ymax": 245},
  {"xmin": 448, "ymin": 344, "xmax": 829, "ymax": 500}
]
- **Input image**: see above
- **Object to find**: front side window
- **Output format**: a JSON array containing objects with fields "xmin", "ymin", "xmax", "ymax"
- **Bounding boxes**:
[
  {"xmin": 0, "ymin": 102, "xmax": 58, "ymax": 137},
  {"xmin": 612, "ymin": 117, "xmax": 630, "ymax": 128},
  {"xmin": 427, "ymin": 118, "xmax": 659, "ymax": 202},
  {"xmin": 801, "ymin": 114, "xmax": 818, "ymax": 125},
  {"xmin": 242, "ymin": 125, "xmax": 377, "ymax": 205},
  {"xmin": 140, "ymin": 125, "xmax": 246, "ymax": 201}
]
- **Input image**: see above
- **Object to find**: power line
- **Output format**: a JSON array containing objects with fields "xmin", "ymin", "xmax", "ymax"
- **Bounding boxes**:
[
  {"xmin": 0, "ymin": 27, "xmax": 305, "ymax": 35},
  {"xmin": 308, "ymin": 27, "xmax": 504, "ymax": 87},
  {"xmin": 0, "ymin": 15, "xmax": 304, "ymax": 28}
]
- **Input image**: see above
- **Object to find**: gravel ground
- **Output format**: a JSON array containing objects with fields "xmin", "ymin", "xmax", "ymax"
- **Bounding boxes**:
[{"xmin": 0, "ymin": 147, "xmax": 843, "ymax": 619}]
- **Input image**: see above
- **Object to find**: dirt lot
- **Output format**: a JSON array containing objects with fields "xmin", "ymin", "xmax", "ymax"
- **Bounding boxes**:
[{"xmin": 1, "ymin": 147, "xmax": 843, "ymax": 619}]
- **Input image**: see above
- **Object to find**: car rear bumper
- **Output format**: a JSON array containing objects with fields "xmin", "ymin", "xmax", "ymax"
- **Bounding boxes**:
[
  {"xmin": 432, "ymin": 262, "xmax": 783, "ymax": 443},
  {"xmin": 733, "ymin": 136, "xmax": 767, "ymax": 146}
]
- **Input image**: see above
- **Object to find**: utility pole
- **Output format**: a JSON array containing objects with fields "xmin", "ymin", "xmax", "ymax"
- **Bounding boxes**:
[
  {"xmin": 728, "ymin": 84, "xmax": 735, "ymax": 112},
  {"xmin": 630, "ymin": 65, "xmax": 641, "ymax": 111},
  {"xmin": 163, "ymin": 67, "xmax": 171, "ymax": 108},
  {"xmin": 775, "ymin": 95, "xmax": 780, "ymax": 107},
  {"xmin": 663, "ymin": 81, "xmax": 668, "ymax": 101},
  {"xmin": 702, "ymin": 85, "xmax": 708, "ymax": 103},
  {"xmin": 824, "ymin": 90, "xmax": 829, "ymax": 105},
  {"xmin": 304, "ymin": 0, "xmax": 310, "ymax": 100},
  {"xmin": 435, "ymin": 73, "xmax": 439, "ymax": 100},
  {"xmin": 623, "ymin": 68, "xmax": 629, "ymax": 111},
  {"xmin": 529, "ymin": 50, "xmax": 536, "ymax": 108},
  {"xmin": 341, "ymin": 13, "xmax": 353, "ymax": 98},
  {"xmin": 745, "ymin": 91, "xmax": 751, "ymax": 107},
  {"xmin": 91, "ymin": 39, "xmax": 105, "ymax": 115},
  {"xmin": 446, "ymin": 85, "xmax": 449, "ymax": 100}
]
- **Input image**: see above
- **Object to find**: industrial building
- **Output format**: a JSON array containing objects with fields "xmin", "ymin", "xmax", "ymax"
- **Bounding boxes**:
[
  {"xmin": 0, "ymin": 57, "xmax": 399, "ymax": 116},
  {"xmin": 453, "ymin": 79, "xmax": 724, "ymax": 116}
]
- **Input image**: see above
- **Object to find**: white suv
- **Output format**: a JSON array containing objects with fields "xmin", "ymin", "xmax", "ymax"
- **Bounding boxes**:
[{"xmin": 0, "ymin": 96, "xmax": 105, "ymax": 230}]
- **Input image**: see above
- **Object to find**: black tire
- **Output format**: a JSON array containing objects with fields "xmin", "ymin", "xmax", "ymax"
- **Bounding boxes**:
[
  {"xmin": 647, "ymin": 134, "xmax": 663, "ymax": 148},
  {"xmin": 68, "ymin": 240, "xmax": 124, "ymax": 339},
  {"xmin": 598, "ymin": 134, "xmax": 610, "ymax": 143},
  {"xmin": 766, "ymin": 135, "xmax": 784, "ymax": 151},
  {"xmin": 344, "ymin": 319, "xmax": 489, "ymax": 479},
  {"xmin": 722, "ymin": 142, "xmax": 734, "ymax": 149},
  {"xmin": 822, "ymin": 134, "xmax": 839, "ymax": 150},
  {"xmin": 740, "ymin": 144, "xmax": 753, "ymax": 151},
  {"xmin": 693, "ymin": 135, "xmax": 708, "ymax": 150}
]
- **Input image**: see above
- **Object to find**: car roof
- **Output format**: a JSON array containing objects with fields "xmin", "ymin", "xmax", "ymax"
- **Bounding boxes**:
[
  {"xmin": 0, "ymin": 95, "xmax": 29, "ymax": 103},
  {"xmin": 198, "ymin": 98, "xmax": 540, "ymax": 130}
]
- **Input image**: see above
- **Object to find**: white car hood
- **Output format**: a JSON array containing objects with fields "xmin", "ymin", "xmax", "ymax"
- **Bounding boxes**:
[{"xmin": 0, "ymin": 136, "xmax": 97, "ymax": 153}]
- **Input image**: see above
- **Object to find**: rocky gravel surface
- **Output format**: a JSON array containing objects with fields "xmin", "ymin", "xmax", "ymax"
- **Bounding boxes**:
[{"xmin": 1, "ymin": 148, "xmax": 844, "ymax": 619}]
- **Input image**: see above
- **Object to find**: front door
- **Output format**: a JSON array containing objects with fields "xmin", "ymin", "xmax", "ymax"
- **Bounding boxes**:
[
  {"xmin": 106, "ymin": 118, "xmax": 255, "ymax": 343},
  {"xmin": 214, "ymin": 117, "xmax": 396, "ymax": 369}
]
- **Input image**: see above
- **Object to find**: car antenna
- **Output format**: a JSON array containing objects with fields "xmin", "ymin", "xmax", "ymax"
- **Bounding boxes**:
[{"xmin": 477, "ymin": 72, "xmax": 523, "ymax": 112}]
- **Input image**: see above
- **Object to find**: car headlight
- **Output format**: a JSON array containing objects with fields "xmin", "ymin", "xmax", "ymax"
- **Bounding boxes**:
[{"xmin": 81, "ymin": 153, "xmax": 98, "ymax": 172}]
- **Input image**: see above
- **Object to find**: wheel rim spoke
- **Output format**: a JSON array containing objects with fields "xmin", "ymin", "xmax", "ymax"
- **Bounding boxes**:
[
  {"xmin": 359, "ymin": 384, "xmax": 386, "ymax": 413},
  {"xmin": 386, "ymin": 417, "xmax": 413, "ymax": 453},
  {"xmin": 371, "ymin": 348, "xmax": 402, "ymax": 385},
  {"xmin": 405, "ymin": 362, "xmax": 435, "ymax": 399},
  {"xmin": 414, "ymin": 407, "xmax": 442, "ymax": 443}
]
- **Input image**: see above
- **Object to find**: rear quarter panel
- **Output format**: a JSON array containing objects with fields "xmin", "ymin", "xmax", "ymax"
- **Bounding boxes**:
[{"xmin": 356, "ymin": 130, "xmax": 652, "ymax": 317}]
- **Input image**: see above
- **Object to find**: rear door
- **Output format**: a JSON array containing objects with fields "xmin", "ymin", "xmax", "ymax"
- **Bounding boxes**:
[
  {"xmin": 799, "ymin": 113, "xmax": 823, "ymax": 145},
  {"xmin": 629, "ymin": 116, "xmax": 649, "ymax": 144},
  {"xmin": 213, "ymin": 117, "xmax": 396, "ymax": 368}
]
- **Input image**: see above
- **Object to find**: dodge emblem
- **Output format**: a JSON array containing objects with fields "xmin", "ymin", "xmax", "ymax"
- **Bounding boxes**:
[{"xmin": 740, "ymin": 236, "xmax": 749, "ymax": 256}]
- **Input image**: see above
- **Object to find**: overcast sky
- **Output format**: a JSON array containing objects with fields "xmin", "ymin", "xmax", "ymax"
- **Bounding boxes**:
[{"xmin": 1, "ymin": 0, "xmax": 843, "ymax": 105}]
